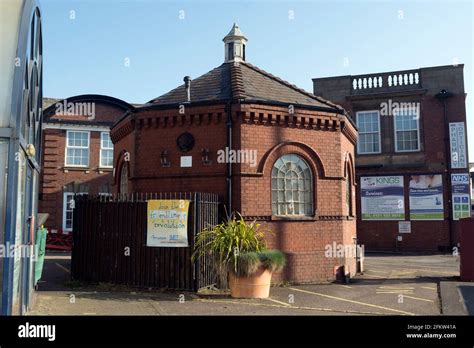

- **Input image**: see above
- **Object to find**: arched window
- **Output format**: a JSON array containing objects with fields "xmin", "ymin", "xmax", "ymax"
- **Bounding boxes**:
[
  {"xmin": 345, "ymin": 161, "xmax": 353, "ymax": 216},
  {"xmin": 271, "ymin": 154, "xmax": 313, "ymax": 216},
  {"xmin": 346, "ymin": 172, "xmax": 352, "ymax": 216},
  {"xmin": 119, "ymin": 163, "xmax": 128, "ymax": 195}
]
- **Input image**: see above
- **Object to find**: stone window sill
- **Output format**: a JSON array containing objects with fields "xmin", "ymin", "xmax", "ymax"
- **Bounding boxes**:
[{"xmin": 271, "ymin": 215, "xmax": 317, "ymax": 221}]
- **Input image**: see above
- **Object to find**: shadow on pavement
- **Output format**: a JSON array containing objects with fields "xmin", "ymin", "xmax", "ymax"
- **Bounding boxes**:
[{"xmin": 458, "ymin": 285, "xmax": 474, "ymax": 315}]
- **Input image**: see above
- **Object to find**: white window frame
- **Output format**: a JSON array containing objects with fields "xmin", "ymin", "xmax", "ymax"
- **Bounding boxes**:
[
  {"xmin": 99, "ymin": 132, "xmax": 113, "ymax": 168},
  {"xmin": 65, "ymin": 130, "xmax": 90, "ymax": 167},
  {"xmin": 271, "ymin": 154, "xmax": 314, "ymax": 217},
  {"xmin": 63, "ymin": 192, "xmax": 87, "ymax": 231},
  {"xmin": 393, "ymin": 110, "xmax": 421, "ymax": 153},
  {"xmin": 356, "ymin": 110, "xmax": 382, "ymax": 155}
]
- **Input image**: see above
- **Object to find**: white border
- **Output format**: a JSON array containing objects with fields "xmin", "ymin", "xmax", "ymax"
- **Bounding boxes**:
[
  {"xmin": 99, "ymin": 131, "xmax": 113, "ymax": 168},
  {"xmin": 64, "ymin": 130, "xmax": 90, "ymax": 167},
  {"xmin": 393, "ymin": 110, "xmax": 421, "ymax": 153},
  {"xmin": 62, "ymin": 192, "xmax": 74, "ymax": 231},
  {"xmin": 356, "ymin": 110, "xmax": 382, "ymax": 155}
]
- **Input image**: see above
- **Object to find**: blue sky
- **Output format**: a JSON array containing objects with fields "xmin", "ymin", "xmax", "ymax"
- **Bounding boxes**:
[{"xmin": 41, "ymin": 0, "xmax": 473, "ymax": 159}]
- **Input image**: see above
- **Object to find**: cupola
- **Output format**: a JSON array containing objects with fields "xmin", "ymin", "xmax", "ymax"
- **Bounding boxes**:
[{"xmin": 223, "ymin": 23, "xmax": 247, "ymax": 63}]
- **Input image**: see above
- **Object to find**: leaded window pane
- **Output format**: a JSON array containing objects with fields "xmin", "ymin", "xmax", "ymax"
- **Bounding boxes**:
[{"xmin": 271, "ymin": 154, "xmax": 313, "ymax": 216}]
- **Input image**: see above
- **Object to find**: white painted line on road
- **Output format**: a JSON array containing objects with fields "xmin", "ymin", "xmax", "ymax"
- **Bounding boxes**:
[
  {"xmin": 379, "ymin": 286, "xmax": 415, "ymax": 289},
  {"xmin": 289, "ymin": 287, "xmax": 415, "ymax": 316},
  {"xmin": 421, "ymin": 286, "xmax": 437, "ymax": 290},
  {"xmin": 196, "ymin": 298, "xmax": 391, "ymax": 316},
  {"xmin": 363, "ymin": 274, "xmax": 387, "ymax": 278},
  {"xmin": 376, "ymin": 291, "xmax": 414, "ymax": 294},
  {"xmin": 55, "ymin": 262, "xmax": 70, "ymax": 274},
  {"xmin": 265, "ymin": 297, "xmax": 292, "ymax": 307},
  {"xmin": 403, "ymin": 295, "xmax": 435, "ymax": 303},
  {"xmin": 366, "ymin": 269, "xmax": 389, "ymax": 274},
  {"xmin": 338, "ymin": 285, "xmax": 353, "ymax": 289}
]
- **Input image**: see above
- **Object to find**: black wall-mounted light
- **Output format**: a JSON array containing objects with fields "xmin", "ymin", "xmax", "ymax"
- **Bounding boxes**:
[
  {"xmin": 201, "ymin": 148, "xmax": 212, "ymax": 165},
  {"xmin": 161, "ymin": 150, "xmax": 171, "ymax": 167}
]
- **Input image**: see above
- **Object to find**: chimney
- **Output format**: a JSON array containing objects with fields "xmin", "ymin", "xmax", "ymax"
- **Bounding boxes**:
[{"xmin": 184, "ymin": 76, "xmax": 191, "ymax": 102}]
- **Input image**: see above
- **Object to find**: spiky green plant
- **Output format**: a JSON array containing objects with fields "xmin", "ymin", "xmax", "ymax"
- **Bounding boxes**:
[
  {"xmin": 258, "ymin": 250, "xmax": 286, "ymax": 273},
  {"xmin": 191, "ymin": 213, "xmax": 267, "ymax": 278},
  {"xmin": 235, "ymin": 250, "xmax": 286, "ymax": 276},
  {"xmin": 192, "ymin": 213, "xmax": 286, "ymax": 280}
]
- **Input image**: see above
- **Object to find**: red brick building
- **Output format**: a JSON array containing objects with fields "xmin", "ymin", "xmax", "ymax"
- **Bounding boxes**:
[
  {"xmin": 111, "ymin": 24, "xmax": 359, "ymax": 283},
  {"xmin": 40, "ymin": 95, "xmax": 132, "ymax": 233},
  {"xmin": 314, "ymin": 65, "xmax": 470, "ymax": 252}
]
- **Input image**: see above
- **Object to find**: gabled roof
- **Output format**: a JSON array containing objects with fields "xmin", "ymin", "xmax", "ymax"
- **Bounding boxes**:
[{"xmin": 143, "ymin": 62, "xmax": 344, "ymax": 113}]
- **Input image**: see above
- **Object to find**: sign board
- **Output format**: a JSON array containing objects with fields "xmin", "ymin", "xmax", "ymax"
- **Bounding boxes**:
[
  {"xmin": 449, "ymin": 122, "xmax": 467, "ymax": 169},
  {"xmin": 398, "ymin": 221, "xmax": 411, "ymax": 234},
  {"xmin": 360, "ymin": 176, "xmax": 405, "ymax": 220},
  {"xmin": 147, "ymin": 200, "xmax": 190, "ymax": 247},
  {"xmin": 180, "ymin": 156, "xmax": 192, "ymax": 168},
  {"xmin": 451, "ymin": 173, "xmax": 471, "ymax": 220},
  {"xmin": 409, "ymin": 174, "xmax": 444, "ymax": 220}
]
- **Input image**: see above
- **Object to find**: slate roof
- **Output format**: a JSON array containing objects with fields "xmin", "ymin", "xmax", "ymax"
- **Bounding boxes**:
[{"xmin": 144, "ymin": 62, "xmax": 344, "ymax": 112}]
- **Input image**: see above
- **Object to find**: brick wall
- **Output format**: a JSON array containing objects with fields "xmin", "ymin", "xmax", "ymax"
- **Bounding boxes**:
[
  {"xmin": 39, "ymin": 101, "xmax": 128, "ymax": 232},
  {"xmin": 111, "ymin": 102, "xmax": 358, "ymax": 283},
  {"xmin": 315, "ymin": 66, "xmax": 468, "ymax": 252}
]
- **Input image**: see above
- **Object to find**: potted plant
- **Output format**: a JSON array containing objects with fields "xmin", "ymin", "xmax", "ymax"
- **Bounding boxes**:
[{"xmin": 192, "ymin": 213, "xmax": 286, "ymax": 298}]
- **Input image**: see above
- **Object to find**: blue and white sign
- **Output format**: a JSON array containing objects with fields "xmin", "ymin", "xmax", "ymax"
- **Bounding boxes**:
[
  {"xmin": 409, "ymin": 175, "xmax": 444, "ymax": 220},
  {"xmin": 451, "ymin": 173, "xmax": 471, "ymax": 220},
  {"xmin": 361, "ymin": 176, "xmax": 405, "ymax": 220},
  {"xmin": 449, "ymin": 122, "xmax": 467, "ymax": 169}
]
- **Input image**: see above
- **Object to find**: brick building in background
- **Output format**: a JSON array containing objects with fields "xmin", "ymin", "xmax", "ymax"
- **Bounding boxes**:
[
  {"xmin": 314, "ymin": 65, "xmax": 470, "ymax": 252},
  {"xmin": 40, "ymin": 95, "xmax": 133, "ymax": 233},
  {"xmin": 111, "ymin": 24, "xmax": 359, "ymax": 283}
]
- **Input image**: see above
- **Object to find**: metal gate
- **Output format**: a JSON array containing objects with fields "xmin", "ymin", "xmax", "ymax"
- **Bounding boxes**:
[{"xmin": 71, "ymin": 192, "xmax": 220, "ymax": 291}]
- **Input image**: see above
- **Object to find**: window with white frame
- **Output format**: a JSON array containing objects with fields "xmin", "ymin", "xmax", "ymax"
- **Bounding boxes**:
[
  {"xmin": 356, "ymin": 111, "xmax": 381, "ymax": 154},
  {"xmin": 100, "ymin": 132, "xmax": 113, "ymax": 167},
  {"xmin": 63, "ymin": 192, "xmax": 75, "ymax": 231},
  {"xmin": 346, "ymin": 164, "xmax": 353, "ymax": 216},
  {"xmin": 271, "ymin": 154, "xmax": 313, "ymax": 216},
  {"xmin": 63, "ymin": 192, "xmax": 87, "ymax": 231},
  {"xmin": 65, "ymin": 131, "xmax": 89, "ymax": 166},
  {"xmin": 394, "ymin": 110, "xmax": 420, "ymax": 152}
]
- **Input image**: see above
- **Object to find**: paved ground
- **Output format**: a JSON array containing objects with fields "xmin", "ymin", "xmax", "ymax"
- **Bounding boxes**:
[
  {"xmin": 440, "ymin": 281, "xmax": 474, "ymax": 315},
  {"xmin": 29, "ymin": 251, "xmax": 471, "ymax": 316}
]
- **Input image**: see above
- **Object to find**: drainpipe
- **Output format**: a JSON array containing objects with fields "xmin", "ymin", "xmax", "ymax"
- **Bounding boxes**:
[
  {"xmin": 226, "ymin": 101, "xmax": 233, "ymax": 217},
  {"xmin": 435, "ymin": 89, "xmax": 454, "ymax": 249}
]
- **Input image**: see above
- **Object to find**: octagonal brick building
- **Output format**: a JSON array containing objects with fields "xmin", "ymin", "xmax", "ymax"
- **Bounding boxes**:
[{"xmin": 111, "ymin": 24, "xmax": 359, "ymax": 283}]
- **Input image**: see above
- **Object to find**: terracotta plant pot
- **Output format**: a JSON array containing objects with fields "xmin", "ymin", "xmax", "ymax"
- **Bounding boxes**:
[{"xmin": 228, "ymin": 266, "xmax": 272, "ymax": 298}]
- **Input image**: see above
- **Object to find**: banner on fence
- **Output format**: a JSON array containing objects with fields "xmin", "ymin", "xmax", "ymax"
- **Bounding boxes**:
[
  {"xmin": 147, "ymin": 200, "xmax": 190, "ymax": 247},
  {"xmin": 409, "ymin": 174, "xmax": 444, "ymax": 220}
]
